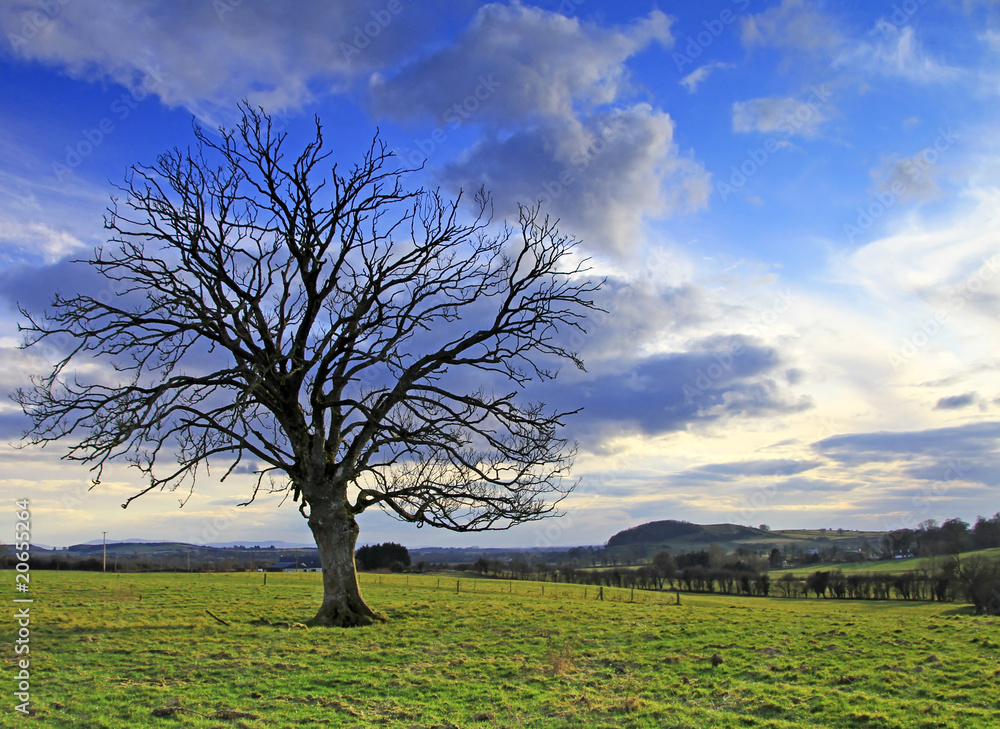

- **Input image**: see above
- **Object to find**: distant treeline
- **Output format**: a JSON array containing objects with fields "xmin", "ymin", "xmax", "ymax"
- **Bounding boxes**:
[
  {"xmin": 786, "ymin": 560, "xmax": 1000, "ymax": 616},
  {"xmin": 1, "ymin": 548, "xmax": 314, "ymax": 573},
  {"xmin": 882, "ymin": 513, "xmax": 1000, "ymax": 557},
  {"xmin": 461, "ymin": 536, "xmax": 1000, "ymax": 615},
  {"xmin": 4, "ymin": 555, "xmax": 175, "ymax": 572}
]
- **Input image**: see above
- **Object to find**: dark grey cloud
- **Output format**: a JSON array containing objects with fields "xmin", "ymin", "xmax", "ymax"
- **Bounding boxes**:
[
  {"xmin": 934, "ymin": 392, "xmax": 979, "ymax": 410},
  {"xmin": 563, "ymin": 278, "xmax": 713, "ymax": 370},
  {"xmin": 541, "ymin": 335, "xmax": 810, "ymax": 445},
  {"xmin": 0, "ymin": 0, "xmax": 453, "ymax": 122},
  {"xmin": 230, "ymin": 460, "xmax": 264, "ymax": 476},
  {"xmin": 850, "ymin": 482, "xmax": 998, "ymax": 515},
  {"xmin": 815, "ymin": 421, "xmax": 1000, "ymax": 463},
  {"xmin": 0, "ymin": 259, "xmax": 109, "ymax": 315},
  {"xmin": 904, "ymin": 461, "xmax": 1000, "ymax": 488},
  {"xmin": 920, "ymin": 361, "xmax": 1000, "ymax": 389},
  {"xmin": 0, "ymin": 256, "xmax": 255, "ymax": 398},
  {"xmin": 775, "ymin": 476, "xmax": 855, "ymax": 494},
  {"xmin": 967, "ymin": 290, "xmax": 1000, "ymax": 316},
  {"xmin": 814, "ymin": 422, "xmax": 1000, "ymax": 489},
  {"xmin": 681, "ymin": 458, "xmax": 824, "ymax": 482},
  {"xmin": 0, "ymin": 411, "xmax": 29, "ymax": 441}
]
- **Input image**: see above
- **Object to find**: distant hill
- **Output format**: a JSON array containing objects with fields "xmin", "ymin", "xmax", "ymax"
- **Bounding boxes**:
[
  {"xmin": 607, "ymin": 520, "xmax": 769, "ymax": 548},
  {"xmin": 604, "ymin": 520, "xmax": 889, "ymax": 559},
  {"xmin": 607, "ymin": 520, "xmax": 700, "ymax": 547}
]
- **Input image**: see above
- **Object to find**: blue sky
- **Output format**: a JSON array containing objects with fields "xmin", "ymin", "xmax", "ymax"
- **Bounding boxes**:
[{"xmin": 2, "ymin": 0, "xmax": 1000, "ymax": 549}]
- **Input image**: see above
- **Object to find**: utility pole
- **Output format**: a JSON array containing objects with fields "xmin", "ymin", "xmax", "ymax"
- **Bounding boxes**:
[{"xmin": 102, "ymin": 531, "xmax": 107, "ymax": 573}]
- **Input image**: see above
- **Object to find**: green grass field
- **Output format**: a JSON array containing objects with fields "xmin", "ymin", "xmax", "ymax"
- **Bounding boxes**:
[{"xmin": 5, "ymin": 571, "xmax": 999, "ymax": 728}]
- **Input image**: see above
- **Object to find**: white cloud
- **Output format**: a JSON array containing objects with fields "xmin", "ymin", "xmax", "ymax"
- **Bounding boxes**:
[
  {"xmin": 0, "ymin": 346, "xmax": 55, "ymax": 393},
  {"xmin": 439, "ymin": 104, "xmax": 711, "ymax": 256},
  {"xmin": 372, "ymin": 4, "xmax": 709, "ymax": 257},
  {"xmin": 984, "ymin": 29, "xmax": 1000, "ymax": 53},
  {"xmin": 869, "ymin": 151, "xmax": 943, "ymax": 203},
  {"xmin": 741, "ymin": 0, "xmax": 842, "ymax": 53},
  {"xmin": 370, "ymin": 3, "xmax": 673, "ymax": 124},
  {"xmin": 842, "ymin": 188, "xmax": 1000, "ymax": 309},
  {"xmin": 0, "ymin": 161, "xmax": 105, "ymax": 266},
  {"xmin": 821, "ymin": 186, "xmax": 1000, "ymax": 426},
  {"xmin": 732, "ymin": 95, "xmax": 830, "ymax": 137},
  {"xmin": 837, "ymin": 24, "xmax": 963, "ymax": 83},
  {"xmin": 742, "ymin": 2, "xmax": 963, "ymax": 88},
  {"xmin": 0, "ymin": 219, "xmax": 84, "ymax": 263},
  {"xmin": 680, "ymin": 62, "xmax": 733, "ymax": 94}
]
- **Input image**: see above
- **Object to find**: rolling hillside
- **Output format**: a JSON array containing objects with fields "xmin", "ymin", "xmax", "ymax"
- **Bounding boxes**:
[{"xmin": 605, "ymin": 519, "xmax": 887, "ymax": 557}]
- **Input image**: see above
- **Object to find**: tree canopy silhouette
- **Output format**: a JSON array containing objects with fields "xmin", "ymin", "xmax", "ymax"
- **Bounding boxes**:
[{"xmin": 15, "ymin": 105, "xmax": 601, "ymax": 626}]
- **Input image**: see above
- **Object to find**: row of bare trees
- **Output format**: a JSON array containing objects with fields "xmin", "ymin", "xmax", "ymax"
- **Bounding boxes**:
[
  {"xmin": 782, "ymin": 571, "xmax": 952, "ymax": 601},
  {"xmin": 769, "ymin": 559, "xmax": 1000, "ymax": 614},
  {"xmin": 466, "ymin": 549, "xmax": 999, "ymax": 614}
]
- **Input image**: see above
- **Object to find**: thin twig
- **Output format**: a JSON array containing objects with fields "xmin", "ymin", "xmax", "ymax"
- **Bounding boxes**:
[{"xmin": 205, "ymin": 609, "xmax": 231, "ymax": 626}]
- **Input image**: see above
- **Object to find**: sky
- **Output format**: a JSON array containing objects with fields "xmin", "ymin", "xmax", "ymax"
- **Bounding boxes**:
[{"xmin": 2, "ymin": 0, "xmax": 1000, "ymax": 550}]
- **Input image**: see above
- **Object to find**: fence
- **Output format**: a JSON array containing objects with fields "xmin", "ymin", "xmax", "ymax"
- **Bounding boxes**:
[{"xmin": 353, "ymin": 572, "xmax": 684, "ymax": 606}]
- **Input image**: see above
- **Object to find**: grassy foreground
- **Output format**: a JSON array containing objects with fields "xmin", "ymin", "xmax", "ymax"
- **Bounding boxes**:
[{"xmin": 5, "ymin": 571, "xmax": 999, "ymax": 728}]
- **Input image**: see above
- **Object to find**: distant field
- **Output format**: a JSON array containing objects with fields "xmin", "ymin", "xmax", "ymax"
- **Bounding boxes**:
[
  {"xmin": 771, "ymin": 548, "xmax": 1000, "ymax": 578},
  {"xmin": 6, "ymin": 571, "xmax": 999, "ymax": 728},
  {"xmin": 770, "ymin": 529, "xmax": 887, "ymax": 541}
]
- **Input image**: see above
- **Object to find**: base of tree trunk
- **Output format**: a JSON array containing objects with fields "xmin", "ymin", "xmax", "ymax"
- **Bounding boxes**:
[
  {"xmin": 306, "ymin": 598, "xmax": 385, "ymax": 628},
  {"xmin": 304, "ymin": 497, "xmax": 386, "ymax": 628}
]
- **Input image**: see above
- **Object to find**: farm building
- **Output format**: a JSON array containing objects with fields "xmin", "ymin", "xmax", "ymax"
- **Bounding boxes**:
[{"xmin": 265, "ymin": 559, "xmax": 323, "ymax": 572}]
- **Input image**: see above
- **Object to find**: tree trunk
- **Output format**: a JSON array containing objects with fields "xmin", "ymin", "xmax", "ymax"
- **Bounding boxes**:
[{"xmin": 306, "ymin": 497, "xmax": 382, "ymax": 627}]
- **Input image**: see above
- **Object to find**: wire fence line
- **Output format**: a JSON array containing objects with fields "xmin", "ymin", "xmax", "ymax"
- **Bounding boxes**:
[{"xmin": 352, "ymin": 572, "xmax": 683, "ymax": 606}]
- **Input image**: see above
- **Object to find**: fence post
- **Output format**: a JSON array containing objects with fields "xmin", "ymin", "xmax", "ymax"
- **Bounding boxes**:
[
  {"xmin": 599, "ymin": 586, "xmax": 604, "ymax": 601},
  {"xmin": 457, "ymin": 580, "xmax": 460, "ymax": 594}
]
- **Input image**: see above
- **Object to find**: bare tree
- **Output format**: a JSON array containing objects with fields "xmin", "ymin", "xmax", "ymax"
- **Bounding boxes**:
[{"xmin": 14, "ymin": 105, "xmax": 601, "ymax": 626}]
